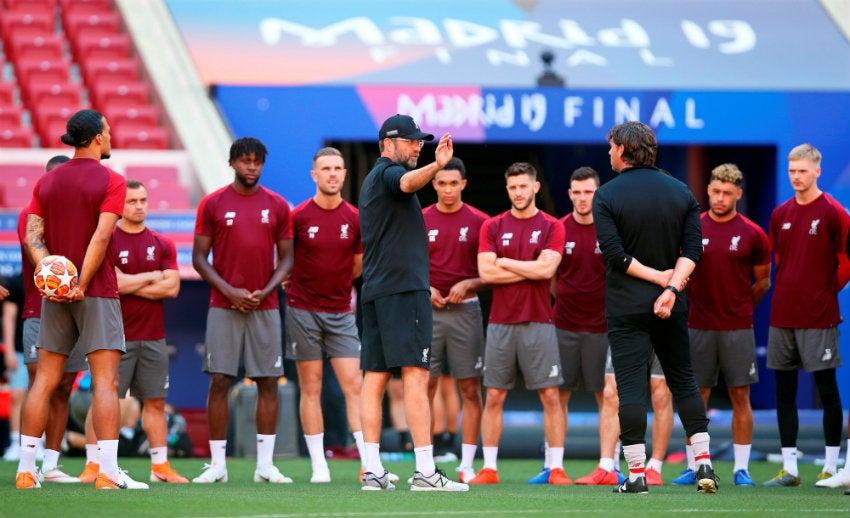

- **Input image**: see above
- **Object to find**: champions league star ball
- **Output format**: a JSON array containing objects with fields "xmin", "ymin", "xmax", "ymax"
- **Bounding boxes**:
[{"xmin": 33, "ymin": 255, "xmax": 78, "ymax": 297}]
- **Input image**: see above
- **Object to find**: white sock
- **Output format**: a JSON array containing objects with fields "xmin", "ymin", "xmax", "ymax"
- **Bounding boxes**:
[
  {"xmin": 781, "ymin": 447, "xmax": 798, "ymax": 476},
  {"xmin": 414, "ymin": 444, "xmax": 435, "ymax": 475},
  {"xmin": 482, "ymin": 446, "xmax": 499, "ymax": 471},
  {"xmin": 647, "ymin": 457, "xmax": 663, "ymax": 473},
  {"xmin": 9, "ymin": 431, "xmax": 20, "ymax": 444},
  {"xmin": 733, "ymin": 443, "xmax": 751, "ymax": 472},
  {"xmin": 364, "ymin": 442, "xmax": 383, "ymax": 474},
  {"xmin": 209, "ymin": 439, "xmax": 227, "ymax": 467},
  {"xmin": 685, "ymin": 443, "xmax": 695, "ymax": 471},
  {"xmin": 352, "ymin": 431, "xmax": 366, "ymax": 469},
  {"xmin": 599, "ymin": 457, "xmax": 615, "ymax": 472},
  {"xmin": 150, "ymin": 446, "xmax": 168, "ymax": 465},
  {"xmin": 622, "ymin": 443, "xmax": 646, "ymax": 482},
  {"xmin": 824, "ymin": 446, "xmax": 840, "ymax": 473},
  {"xmin": 16, "ymin": 434, "xmax": 39, "ymax": 473},
  {"xmin": 460, "ymin": 443, "xmax": 477, "ymax": 469},
  {"xmin": 549, "ymin": 446, "xmax": 564, "ymax": 471},
  {"xmin": 85, "ymin": 443, "xmax": 99, "ymax": 464},
  {"xmin": 304, "ymin": 433, "xmax": 328, "ymax": 471},
  {"xmin": 41, "ymin": 449, "xmax": 60, "ymax": 472},
  {"xmin": 98, "ymin": 439, "xmax": 119, "ymax": 477},
  {"xmin": 119, "ymin": 426, "xmax": 135, "ymax": 440},
  {"xmin": 256, "ymin": 434, "xmax": 276, "ymax": 467},
  {"xmin": 690, "ymin": 432, "xmax": 712, "ymax": 468}
]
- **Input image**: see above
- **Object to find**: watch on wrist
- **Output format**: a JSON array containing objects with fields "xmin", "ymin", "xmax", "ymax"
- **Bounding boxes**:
[{"xmin": 665, "ymin": 285, "xmax": 679, "ymax": 294}]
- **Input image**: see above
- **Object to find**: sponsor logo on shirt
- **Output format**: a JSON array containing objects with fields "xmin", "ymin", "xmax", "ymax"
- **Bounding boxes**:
[
  {"xmin": 529, "ymin": 230, "xmax": 542, "ymax": 244},
  {"xmin": 459, "ymin": 226, "xmax": 469, "ymax": 242},
  {"xmin": 501, "ymin": 232, "xmax": 513, "ymax": 246},
  {"xmin": 429, "ymin": 229, "xmax": 439, "ymax": 242},
  {"xmin": 340, "ymin": 224, "xmax": 350, "ymax": 239},
  {"xmin": 809, "ymin": 219, "xmax": 820, "ymax": 235},
  {"xmin": 729, "ymin": 236, "xmax": 740, "ymax": 252},
  {"xmin": 146, "ymin": 245, "xmax": 156, "ymax": 261},
  {"xmin": 225, "ymin": 211, "xmax": 236, "ymax": 226},
  {"xmin": 308, "ymin": 226, "xmax": 319, "ymax": 238},
  {"xmin": 119, "ymin": 250, "xmax": 129, "ymax": 265},
  {"xmin": 261, "ymin": 209, "xmax": 270, "ymax": 224},
  {"xmin": 565, "ymin": 242, "xmax": 575, "ymax": 255},
  {"xmin": 781, "ymin": 222, "xmax": 791, "ymax": 230},
  {"xmin": 594, "ymin": 240, "xmax": 602, "ymax": 255}
]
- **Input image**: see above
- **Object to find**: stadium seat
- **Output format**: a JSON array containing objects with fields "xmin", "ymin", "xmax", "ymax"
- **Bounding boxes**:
[
  {"xmin": 72, "ymin": 33, "xmax": 131, "ymax": 62},
  {"xmin": 0, "ymin": 105, "xmax": 25, "ymax": 129},
  {"xmin": 90, "ymin": 79, "xmax": 149, "ymax": 110},
  {"xmin": 0, "ymin": 164, "xmax": 43, "ymax": 208},
  {"xmin": 124, "ymin": 165, "xmax": 179, "ymax": 189},
  {"xmin": 33, "ymin": 104, "xmax": 86, "ymax": 140},
  {"xmin": 7, "ymin": 34, "xmax": 65, "ymax": 62},
  {"xmin": 63, "ymin": 11, "xmax": 120, "ymax": 40},
  {"xmin": 37, "ymin": 118, "xmax": 69, "ymax": 147},
  {"xmin": 82, "ymin": 57, "xmax": 139, "ymax": 88},
  {"xmin": 58, "ymin": 0, "xmax": 113, "ymax": 14},
  {"xmin": 14, "ymin": 58, "xmax": 72, "ymax": 91},
  {"xmin": 0, "ymin": 11, "xmax": 54, "ymax": 48},
  {"xmin": 103, "ymin": 105, "xmax": 158, "ymax": 129},
  {"xmin": 149, "ymin": 185, "xmax": 192, "ymax": 210},
  {"xmin": 3, "ymin": 0, "xmax": 57, "ymax": 9},
  {"xmin": 112, "ymin": 126, "xmax": 169, "ymax": 150},
  {"xmin": 0, "ymin": 83, "xmax": 15, "ymax": 105},
  {"xmin": 22, "ymin": 81, "xmax": 83, "ymax": 108},
  {"xmin": 0, "ymin": 126, "xmax": 35, "ymax": 148}
]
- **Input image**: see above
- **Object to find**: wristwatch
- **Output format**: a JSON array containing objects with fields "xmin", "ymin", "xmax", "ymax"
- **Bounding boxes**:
[{"xmin": 665, "ymin": 285, "xmax": 679, "ymax": 294}]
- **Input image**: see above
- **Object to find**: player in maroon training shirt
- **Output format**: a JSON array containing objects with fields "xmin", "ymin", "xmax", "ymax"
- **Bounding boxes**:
[{"xmin": 766, "ymin": 144, "xmax": 850, "ymax": 487}]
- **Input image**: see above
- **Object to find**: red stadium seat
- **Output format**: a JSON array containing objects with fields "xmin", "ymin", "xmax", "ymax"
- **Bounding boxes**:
[
  {"xmin": 0, "ymin": 163, "xmax": 44, "ymax": 208},
  {"xmin": 72, "ymin": 33, "xmax": 131, "ymax": 61},
  {"xmin": 22, "ymin": 81, "xmax": 83, "ymax": 108},
  {"xmin": 90, "ymin": 79, "xmax": 149, "ymax": 110},
  {"xmin": 14, "ymin": 58, "xmax": 71, "ymax": 91},
  {"xmin": 148, "ymin": 185, "xmax": 192, "ymax": 210},
  {"xmin": 112, "ymin": 126, "xmax": 169, "ymax": 150},
  {"xmin": 124, "ymin": 165, "xmax": 179, "ymax": 189},
  {"xmin": 7, "ymin": 34, "xmax": 65, "ymax": 62},
  {"xmin": 33, "ymin": 104, "xmax": 86, "ymax": 138},
  {"xmin": 37, "ymin": 119, "xmax": 69, "ymax": 147},
  {"xmin": 0, "ymin": 126, "xmax": 35, "ymax": 148},
  {"xmin": 58, "ymin": 0, "xmax": 112, "ymax": 14},
  {"xmin": 0, "ymin": 11, "xmax": 54, "ymax": 47},
  {"xmin": 0, "ymin": 83, "xmax": 15, "ymax": 104},
  {"xmin": 4, "ymin": 0, "xmax": 57, "ymax": 9},
  {"xmin": 0, "ymin": 105, "xmax": 25, "ymax": 129},
  {"xmin": 103, "ymin": 105, "xmax": 158, "ymax": 129},
  {"xmin": 63, "ymin": 11, "xmax": 120, "ymax": 40},
  {"xmin": 82, "ymin": 57, "xmax": 139, "ymax": 88}
]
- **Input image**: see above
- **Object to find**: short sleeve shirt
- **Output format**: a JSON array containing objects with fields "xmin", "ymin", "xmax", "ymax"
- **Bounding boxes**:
[
  {"xmin": 112, "ymin": 226, "xmax": 178, "ymax": 340},
  {"xmin": 688, "ymin": 213, "xmax": 770, "ymax": 330},
  {"xmin": 287, "ymin": 198, "xmax": 361, "ymax": 313},
  {"xmin": 552, "ymin": 214, "xmax": 606, "ymax": 333},
  {"xmin": 769, "ymin": 193, "xmax": 850, "ymax": 328},
  {"xmin": 479, "ymin": 210, "xmax": 565, "ymax": 324},
  {"xmin": 30, "ymin": 158, "xmax": 126, "ymax": 298},
  {"xmin": 422, "ymin": 203, "xmax": 488, "ymax": 296},
  {"xmin": 194, "ymin": 185, "xmax": 292, "ymax": 310}
]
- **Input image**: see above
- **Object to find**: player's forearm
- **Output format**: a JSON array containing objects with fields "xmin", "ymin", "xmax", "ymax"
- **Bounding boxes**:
[
  {"xmin": 116, "ymin": 269, "xmax": 157, "ymax": 295},
  {"xmin": 497, "ymin": 256, "xmax": 558, "ymax": 281},
  {"xmin": 24, "ymin": 214, "xmax": 49, "ymax": 266},
  {"xmin": 134, "ymin": 274, "xmax": 180, "ymax": 300},
  {"xmin": 400, "ymin": 161, "xmax": 441, "ymax": 193}
]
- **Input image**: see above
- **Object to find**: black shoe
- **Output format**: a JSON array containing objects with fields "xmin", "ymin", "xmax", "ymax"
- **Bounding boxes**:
[
  {"xmin": 613, "ymin": 476, "xmax": 648, "ymax": 493},
  {"xmin": 696, "ymin": 464, "xmax": 719, "ymax": 493}
]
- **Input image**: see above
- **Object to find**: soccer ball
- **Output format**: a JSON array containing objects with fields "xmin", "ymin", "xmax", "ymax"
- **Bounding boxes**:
[{"xmin": 33, "ymin": 255, "xmax": 78, "ymax": 298}]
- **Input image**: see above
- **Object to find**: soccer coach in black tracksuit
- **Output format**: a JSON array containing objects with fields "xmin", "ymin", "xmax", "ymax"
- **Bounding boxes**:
[{"xmin": 592, "ymin": 121, "xmax": 718, "ymax": 494}]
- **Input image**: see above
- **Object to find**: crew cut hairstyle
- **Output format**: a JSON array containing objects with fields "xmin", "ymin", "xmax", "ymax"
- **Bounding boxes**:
[
  {"xmin": 505, "ymin": 161, "xmax": 537, "ymax": 181},
  {"xmin": 570, "ymin": 166, "xmax": 599, "ymax": 186},
  {"xmin": 710, "ymin": 163, "xmax": 743, "ymax": 187},
  {"xmin": 126, "ymin": 179, "xmax": 145, "ymax": 190},
  {"xmin": 607, "ymin": 121, "xmax": 657, "ymax": 167},
  {"xmin": 229, "ymin": 137, "xmax": 268, "ymax": 164}
]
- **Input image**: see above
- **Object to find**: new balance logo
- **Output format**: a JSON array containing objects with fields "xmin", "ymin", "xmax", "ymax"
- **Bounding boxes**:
[
  {"xmin": 501, "ymin": 232, "xmax": 513, "ymax": 246},
  {"xmin": 548, "ymin": 365, "xmax": 559, "ymax": 378},
  {"xmin": 429, "ymin": 229, "xmax": 439, "ymax": 242},
  {"xmin": 308, "ymin": 226, "xmax": 319, "ymax": 238},
  {"xmin": 781, "ymin": 222, "xmax": 791, "ymax": 230}
]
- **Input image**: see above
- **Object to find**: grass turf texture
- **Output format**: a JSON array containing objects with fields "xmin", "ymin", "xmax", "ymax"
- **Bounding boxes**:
[{"xmin": 1, "ymin": 457, "xmax": 847, "ymax": 517}]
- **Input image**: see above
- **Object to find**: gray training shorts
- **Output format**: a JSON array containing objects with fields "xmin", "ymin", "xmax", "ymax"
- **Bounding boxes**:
[
  {"xmin": 119, "ymin": 339, "xmax": 170, "ymax": 400},
  {"xmin": 37, "ymin": 297, "xmax": 125, "ymax": 356},
  {"xmin": 689, "ymin": 328, "xmax": 759, "ymax": 387},
  {"xmin": 483, "ymin": 322, "xmax": 563, "ymax": 390},
  {"xmin": 430, "ymin": 299, "xmax": 485, "ymax": 380},
  {"xmin": 203, "ymin": 307, "xmax": 284, "ymax": 378},
  {"xmin": 557, "ymin": 328, "xmax": 608, "ymax": 393},
  {"xmin": 23, "ymin": 317, "xmax": 88, "ymax": 372},
  {"xmin": 285, "ymin": 306, "xmax": 360, "ymax": 361},
  {"xmin": 767, "ymin": 326, "xmax": 841, "ymax": 372}
]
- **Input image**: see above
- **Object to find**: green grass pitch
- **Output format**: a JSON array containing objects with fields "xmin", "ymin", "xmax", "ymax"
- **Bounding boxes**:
[{"xmin": 1, "ymin": 457, "xmax": 847, "ymax": 517}]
